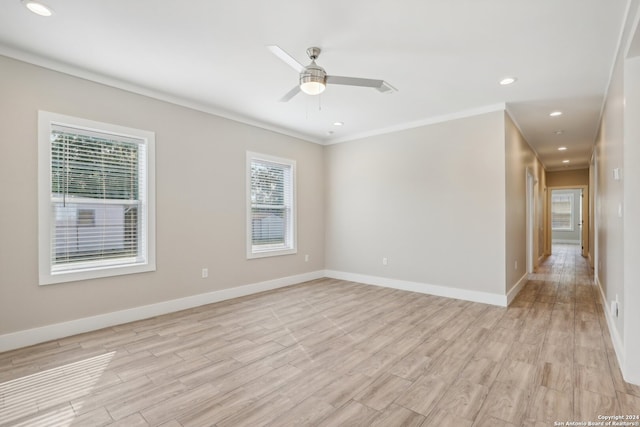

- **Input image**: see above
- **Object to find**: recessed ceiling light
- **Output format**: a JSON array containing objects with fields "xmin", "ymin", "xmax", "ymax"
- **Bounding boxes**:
[
  {"xmin": 499, "ymin": 77, "xmax": 517, "ymax": 85},
  {"xmin": 550, "ymin": 111, "xmax": 563, "ymax": 117},
  {"xmin": 554, "ymin": 130, "xmax": 564, "ymax": 135},
  {"xmin": 333, "ymin": 122, "xmax": 344, "ymax": 126},
  {"xmin": 22, "ymin": 0, "xmax": 54, "ymax": 16},
  {"xmin": 562, "ymin": 160, "xmax": 570, "ymax": 163},
  {"xmin": 558, "ymin": 147, "xmax": 568, "ymax": 151}
]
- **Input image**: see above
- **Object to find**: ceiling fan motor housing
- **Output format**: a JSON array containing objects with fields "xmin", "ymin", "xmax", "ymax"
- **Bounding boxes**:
[{"xmin": 299, "ymin": 61, "xmax": 327, "ymax": 87}]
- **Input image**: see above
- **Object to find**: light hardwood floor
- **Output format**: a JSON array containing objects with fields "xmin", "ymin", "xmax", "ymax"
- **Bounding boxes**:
[{"xmin": 1, "ymin": 244, "xmax": 639, "ymax": 426}]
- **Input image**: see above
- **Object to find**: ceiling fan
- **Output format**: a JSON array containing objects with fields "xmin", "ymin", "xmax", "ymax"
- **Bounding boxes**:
[{"xmin": 267, "ymin": 45, "xmax": 397, "ymax": 102}]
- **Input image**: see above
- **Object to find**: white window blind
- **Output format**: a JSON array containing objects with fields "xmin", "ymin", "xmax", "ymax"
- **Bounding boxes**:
[
  {"xmin": 39, "ymin": 112, "xmax": 155, "ymax": 285},
  {"xmin": 551, "ymin": 193, "xmax": 574, "ymax": 231},
  {"xmin": 247, "ymin": 152, "xmax": 296, "ymax": 258}
]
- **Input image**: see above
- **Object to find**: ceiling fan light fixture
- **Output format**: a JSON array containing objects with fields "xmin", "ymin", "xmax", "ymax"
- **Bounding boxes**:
[
  {"xmin": 299, "ymin": 62, "xmax": 327, "ymax": 95},
  {"xmin": 22, "ymin": 0, "xmax": 53, "ymax": 16},
  {"xmin": 300, "ymin": 79, "xmax": 326, "ymax": 95}
]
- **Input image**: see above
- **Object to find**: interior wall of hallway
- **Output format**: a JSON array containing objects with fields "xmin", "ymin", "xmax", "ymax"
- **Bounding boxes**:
[
  {"xmin": 622, "ymin": 28, "xmax": 640, "ymax": 384},
  {"xmin": 594, "ymin": 0, "xmax": 640, "ymax": 385},
  {"xmin": 546, "ymin": 169, "xmax": 589, "ymax": 187},
  {"xmin": 504, "ymin": 112, "xmax": 545, "ymax": 293},
  {"xmin": 595, "ymin": 33, "xmax": 626, "ymax": 377}
]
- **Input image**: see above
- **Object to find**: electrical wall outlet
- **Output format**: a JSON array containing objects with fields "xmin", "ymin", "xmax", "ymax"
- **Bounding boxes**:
[
  {"xmin": 304, "ymin": 254, "xmax": 310, "ymax": 262},
  {"xmin": 382, "ymin": 257, "xmax": 388, "ymax": 266},
  {"xmin": 202, "ymin": 268, "xmax": 208, "ymax": 279}
]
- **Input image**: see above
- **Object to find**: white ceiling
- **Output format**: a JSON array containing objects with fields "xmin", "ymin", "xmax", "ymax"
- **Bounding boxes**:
[{"xmin": 0, "ymin": 0, "xmax": 630, "ymax": 171}]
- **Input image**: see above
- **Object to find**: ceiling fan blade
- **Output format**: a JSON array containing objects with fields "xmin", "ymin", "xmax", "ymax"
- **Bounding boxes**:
[
  {"xmin": 327, "ymin": 76, "xmax": 397, "ymax": 93},
  {"xmin": 267, "ymin": 45, "xmax": 305, "ymax": 73},
  {"xmin": 279, "ymin": 86, "xmax": 301, "ymax": 102}
]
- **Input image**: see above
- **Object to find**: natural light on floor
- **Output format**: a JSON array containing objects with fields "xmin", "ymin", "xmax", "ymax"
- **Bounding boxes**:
[{"xmin": 0, "ymin": 351, "xmax": 115, "ymax": 426}]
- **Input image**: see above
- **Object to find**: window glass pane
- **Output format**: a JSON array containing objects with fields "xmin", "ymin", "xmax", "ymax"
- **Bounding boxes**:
[
  {"xmin": 552, "ymin": 193, "xmax": 573, "ymax": 230},
  {"xmin": 52, "ymin": 203, "xmax": 138, "ymax": 265},
  {"xmin": 251, "ymin": 161, "xmax": 287, "ymax": 246},
  {"xmin": 251, "ymin": 207, "xmax": 286, "ymax": 245},
  {"xmin": 247, "ymin": 153, "xmax": 295, "ymax": 257},
  {"xmin": 51, "ymin": 131, "xmax": 139, "ymax": 200},
  {"xmin": 251, "ymin": 162, "xmax": 284, "ymax": 205}
]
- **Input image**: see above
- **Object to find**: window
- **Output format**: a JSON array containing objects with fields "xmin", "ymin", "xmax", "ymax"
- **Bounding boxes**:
[
  {"xmin": 246, "ymin": 152, "xmax": 296, "ymax": 258},
  {"xmin": 551, "ymin": 192, "xmax": 574, "ymax": 231},
  {"xmin": 38, "ymin": 111, "xmax": 155, "ymax": 285}
]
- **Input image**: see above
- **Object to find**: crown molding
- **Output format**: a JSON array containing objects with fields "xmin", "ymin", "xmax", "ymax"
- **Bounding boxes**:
[{"xmin": 0, "ymin": 44, "xmax": 323, "ymax": 145}]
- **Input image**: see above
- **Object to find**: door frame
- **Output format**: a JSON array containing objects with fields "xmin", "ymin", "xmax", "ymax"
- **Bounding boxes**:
[
  {"xmin": 525, "ymin": 169, "xmax": 536, "ymax": 273},
  {"xmin": 546, "ymin": 184, "xmax": 589, "ymax": 256}
]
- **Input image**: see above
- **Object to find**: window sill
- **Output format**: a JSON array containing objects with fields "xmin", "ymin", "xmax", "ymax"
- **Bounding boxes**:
[
  {"xmin": 39, "ymin": 261, "xmax": 155, "ymax": 285},
  {"xmin": 247, "ymin": 247, "xmax": 297, "ymax": 259}
]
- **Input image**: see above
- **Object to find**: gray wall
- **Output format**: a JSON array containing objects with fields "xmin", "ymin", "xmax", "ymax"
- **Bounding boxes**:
[
  {"xmin": 324, "ymin": 111, "xmax": 507, "ymax": 296},
  {"xmin": 0, "ymin": 55, "xmax": 325, "ymax": 335}
]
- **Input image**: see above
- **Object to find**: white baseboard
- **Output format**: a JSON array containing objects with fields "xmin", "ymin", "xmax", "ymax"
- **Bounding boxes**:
[
  {"xmin": 324, "ymin": 270, "xmax": 507, "ymax": 307},
  {"xmin": 507, "ymin": 273, "xmax": 529, "ymax": 306},
  {"xmin": 0, "ymin": 270, "xmax": 324, "ymax": 353},
  {"xmin": 596, "ymin": 276, "xmax": 625, "ymax": 373}
]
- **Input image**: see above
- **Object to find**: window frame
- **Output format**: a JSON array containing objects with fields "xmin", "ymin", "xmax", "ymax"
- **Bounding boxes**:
[
  {"xmin": 551, "ymin": 192, "xmax": 574, "ymax": 231},
  {"xmin": 246, "ymin": 151, "xmax": 297, "ymax": 259},
  {"xmin": 38, "ymin": 111, "xmax": 156, "ymax": 285}
]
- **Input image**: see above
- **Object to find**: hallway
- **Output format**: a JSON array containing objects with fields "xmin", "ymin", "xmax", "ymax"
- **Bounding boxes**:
[{"xmin": 518, "ymin": 243, "xmax": 640, "ymax": 422}]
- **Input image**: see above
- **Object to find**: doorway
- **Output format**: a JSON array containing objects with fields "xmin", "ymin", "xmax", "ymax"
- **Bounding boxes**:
[{"xmin": 548, "ymin": 186, "xmax": 589, "ymax": 256}]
